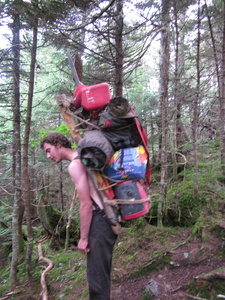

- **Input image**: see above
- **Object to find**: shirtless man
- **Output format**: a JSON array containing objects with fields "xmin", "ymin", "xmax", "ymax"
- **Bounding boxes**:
[{"xmin": 40, "ymin": 132, "xmax": 117, "ymax": 299}]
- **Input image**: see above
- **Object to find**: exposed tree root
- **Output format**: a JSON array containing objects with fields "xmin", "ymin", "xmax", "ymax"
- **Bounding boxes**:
[{"xmin": 38, "ymin": 243, "xmax": 54, "ymax": 300}]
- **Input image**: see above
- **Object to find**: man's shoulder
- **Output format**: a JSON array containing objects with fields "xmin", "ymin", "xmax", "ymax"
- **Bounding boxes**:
[{"xmin": 68, "ymin": 154, "xmax": 83, "ymax": 170}]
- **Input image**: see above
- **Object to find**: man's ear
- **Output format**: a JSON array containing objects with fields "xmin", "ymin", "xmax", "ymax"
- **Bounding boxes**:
[{"xmin": 56, "ymin": 142, "xmax": 62, "ymax": 149}]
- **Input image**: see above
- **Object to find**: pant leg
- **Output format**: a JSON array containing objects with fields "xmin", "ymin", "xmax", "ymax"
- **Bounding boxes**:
[{"xmin": 87, "ymin": 209, "xmax": 117, "ymax": 300}]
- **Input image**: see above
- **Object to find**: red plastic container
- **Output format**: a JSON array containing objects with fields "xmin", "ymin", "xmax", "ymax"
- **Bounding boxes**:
[{"xmin": 73, "ymin": 83, "xmax": 111, "ymax": 111}]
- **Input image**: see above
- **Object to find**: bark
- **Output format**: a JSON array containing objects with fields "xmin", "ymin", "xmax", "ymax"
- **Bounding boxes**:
[
  {"xmin": 114, "ymin": 0, "xmax": 123, "ymax": 96},
  {"xmin": 10, "ymin": 4, "xmax": 24, "ymax": 286},
  {"xmin": 150, "ymin": 112, "xmax": 156, "ymax": 164},
  {"xmin": 22, "ymin": 5, "xmax": 38, "ymax": 278},
  {"xmin": 172, "ymin": 1, "xmax": 179, "ymax": 179},
  {"xmin": 219, "ymin": 0, "xmax": 225, "ymax": 177},
  {"xmin": 59, "ymin": 163, "xmax": 64, "ymax": 211},
  {"xmin": 192, "ymin": 0, "xmax": 201, "ymax": 197},
  {"xmin": 205, "ymin": 0, "xmax": 225, "ymax": 176},
  {"xmin": 172, "ymin": 2, "xmax": 187, "ymax": 178},
  {"xmin": 157, "ymin": 0, "xmax": 170, "ymax": 227},
  {"xmin": 205, "ymin": 1, "xmax": 220, "ymax": 93}
]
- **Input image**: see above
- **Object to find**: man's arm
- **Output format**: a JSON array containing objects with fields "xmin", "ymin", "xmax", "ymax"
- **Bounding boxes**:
[{"xmin": 68, "ymin": 159, "xmax": 93, "ymax": 253}]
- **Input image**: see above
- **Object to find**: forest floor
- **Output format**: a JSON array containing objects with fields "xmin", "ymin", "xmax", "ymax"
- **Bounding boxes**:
[
  {"xmin": 2, "ymin": 224, "xmax": 225, "ymax": 300},
  {"xmin": 110, "ymin": 227, "xmax": 225, "ymax": 300}
]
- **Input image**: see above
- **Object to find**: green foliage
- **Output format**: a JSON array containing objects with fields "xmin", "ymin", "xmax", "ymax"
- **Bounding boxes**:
[
  {"xmin": 0, "ymin": 264, "xmax": 12, "ymax": 296},
  {"xmin": 163, "ymin": 158, "xmax": 223, "ymax": 227},
  {"xmin": 186, "ymin": 279, "xmax": 212, "ymax": 299},
  {"xmin": 142, "ymin": 289, "xmax": 154, "ymax": 300},
  {"xmin": 165, "ymin": 181, "xmax": 202, "ymax": 226},
  {"xmin": 43, "ymin": 245, "xmax": 87, "ymax": 299},
  {"xmin": 123, "ymin": 217, "xmax": 148, "ymax": 232},
  {"xmin": 36, "ymin": 192, "xmax": 80, "ymax": 247},
  {"xmin": 125, "ymin": 66, "xmax": 158, "ymax": 121},
  {"xmin": 185, "ymin": 276, "xmax": 225, "ymax": 299},
  {"xmin": 0, "ymin": 206, "xmax": 12, "ymax": 261},
  {"xmin": 30, "ymin": 124, "xmax": 76, "ymax": 148}
]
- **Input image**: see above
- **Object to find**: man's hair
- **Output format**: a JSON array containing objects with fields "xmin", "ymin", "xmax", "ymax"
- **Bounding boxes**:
[{"xmin": 40, "ymin": 132, "xmax": 72, "ymax": 149}]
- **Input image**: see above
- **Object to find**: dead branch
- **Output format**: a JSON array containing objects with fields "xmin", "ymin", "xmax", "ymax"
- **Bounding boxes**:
[
  {"xmin": 195, "ymin": 267, "xmax": 225, "ymax": 280},
  {"xmin": 37, "ymin": 234, "xmax": 51, "ymax": 243},
  {"xmin": 106, "ymin": 198, "xmax": 151, "ymax": 206},
  {"xmin": 65, "ymin": 189, "xmax": 77, "ymax": 250},
  {"xmin": 56, "ymin": 94, "xmax": 73, "ymax": 108},
  {"xmin": 175, "ymin": 151, "xmax": 188, "ymax": 165},
  {"xmin": 183, "ymin": 294, "xmax": 208, "ymax": 299},
  {"xmin": 73, "ymin": 114, "xmax": 100, "ymax": 130},
  {"xmin": 0, "ymin": 185, "xmax": 15, "ymax": 196},
  {"xmin": 38, "ymin": 243, "xmax": 54, "ymax": 300},
  {"xmin": 0, "ymin": 292, "xmax": 16, "ymax": 300},
  {"xmin": 171, "ymin": 234, "xmax": 194, "ymax": 250},
  {"xmin": 67, "ymin": 189, "xmax": 77, "ymax": 229}
]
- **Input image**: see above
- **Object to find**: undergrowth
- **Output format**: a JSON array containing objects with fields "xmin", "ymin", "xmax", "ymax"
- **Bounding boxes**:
[{"xmin": 1, "ymin": 139, "xmax": 225, "ymax": 299}]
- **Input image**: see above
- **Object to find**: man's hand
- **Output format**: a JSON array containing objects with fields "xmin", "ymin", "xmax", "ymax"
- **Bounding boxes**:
[{"xmin": 77, "ymin": 238, "xmax": 90, "ymax": 254}]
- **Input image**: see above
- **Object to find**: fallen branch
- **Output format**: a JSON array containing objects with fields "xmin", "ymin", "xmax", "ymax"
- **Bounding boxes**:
[
  {"xmin": 171, "ymin": 234, "xmax": 194, "ymax": 250},
  {"xmin": 0, "ymin": 292, "xmax": 16, "ymax": 300},
  {"xmin": 38, "ymin": 243, "xmax": 54, "ymax": 300},
  {"xmin": 195, "ymin": 267, "xmax": 225, "ymax": 280},
  {"xmin": 183, "ymin": 293, "xmax": 208, "ymax": 299}
]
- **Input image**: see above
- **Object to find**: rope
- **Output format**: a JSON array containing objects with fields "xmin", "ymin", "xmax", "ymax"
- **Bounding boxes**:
[{"xmin": 97, "ymin": 174, "xmax": 141, "ymax": 187}]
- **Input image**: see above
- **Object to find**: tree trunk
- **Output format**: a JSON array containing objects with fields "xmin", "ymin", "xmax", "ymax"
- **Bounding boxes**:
[
  {"xmin": 22, "ymin": 6, "xmax": 38, "ymax": 278},
  {"xmin": 219, "ymin": 0, "xmax": 225, "ymax": 177},
  {"xmin": 157, "ymin": 0, "xmax": 170, "ymax": 227},
  {"xmin": 10, "ymin": 4, "xmax": 24, "ymax": 286},
  {"xmin": 114, "ymin": 0, "xmax": 123, "ymax": 96},
  {"xmin": 172, "ymin": 2, "xmax": 188, "ymax": 178},
  {"xmin": 59, "ymin": 163, "xmax": 64, "ymax": 211},
  {"xmin": 205, "ymin": 0, "xmax": 225, "ymax": 177},
  {"xmin": 172, "ymin": 1, "xmax": 179, "ymax": 179},
  {"xmin": 192, "ymin": 0, "xmax": 201, "ymax": 197}
]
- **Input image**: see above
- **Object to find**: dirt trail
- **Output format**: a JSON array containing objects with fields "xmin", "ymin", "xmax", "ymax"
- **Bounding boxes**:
[{"xmin": 111, "ymin": 230, "xmax": 225, "ymax": 299}]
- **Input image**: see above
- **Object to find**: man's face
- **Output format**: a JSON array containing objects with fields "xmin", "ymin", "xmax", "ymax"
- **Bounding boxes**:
[{"xmin": 43, "ymin": 143, "xmax": 62, "ymax": 163}]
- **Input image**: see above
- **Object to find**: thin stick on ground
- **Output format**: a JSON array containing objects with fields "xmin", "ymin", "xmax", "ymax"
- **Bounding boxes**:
[{"xmin": 38, "ymin": 243, "xmax": 54, "ymax": 300}]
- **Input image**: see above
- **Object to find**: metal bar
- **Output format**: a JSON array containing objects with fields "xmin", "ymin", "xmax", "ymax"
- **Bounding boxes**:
[{"xmin": 67, "ymin": 51, "xmax": 82, "ymax": 86}]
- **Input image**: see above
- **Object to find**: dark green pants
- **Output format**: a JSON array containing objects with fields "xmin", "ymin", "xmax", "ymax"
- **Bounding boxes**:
[{"xmin": 87, "ymin": 209, "xmax": 117, "ymax": 300}]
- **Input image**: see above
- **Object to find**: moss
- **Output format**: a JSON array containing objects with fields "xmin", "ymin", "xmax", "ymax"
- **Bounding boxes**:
[
  {"xmin": 163, "ymin": 166, "xmax": 220, "ymax": 227},
  {"xmin": 132, "ymin": 251, "xmax": 172, "ymax": 277},
  {"xmin": 185, "ymin": 277, "xmax": 225, "ymax": 299},
  {"xmin": 37, "ymin": 195, "xmax": 62, "ymax": 235},
  {"xmin": 142, "ymin": 288, "xmax": 154, "ymax": 300},
  {"xmin": 47, "ymin": 249, "xmax": 86, "ymax": 286},
  {"xmin": 185, "ymin": 279, "xmax": 212, "ymax": 299}
]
